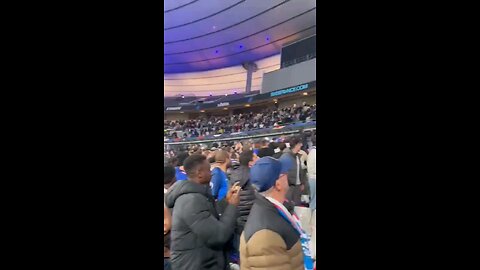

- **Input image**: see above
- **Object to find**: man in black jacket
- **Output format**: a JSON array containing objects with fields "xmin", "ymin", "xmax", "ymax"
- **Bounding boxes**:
[
  {"xmin": 229, "ymin": 150, "xmax": 258, "ymax": 233},
  {"xmin": 228, "ymin": 150, "xmax": 259, "ymax": 265},
  {"xmin": 280, "ymin": 136, "xmax": 307, "ymax": 206},
  {"xmin": 165, "ymin": 154, "xmax": 240, "ymax": 270}
]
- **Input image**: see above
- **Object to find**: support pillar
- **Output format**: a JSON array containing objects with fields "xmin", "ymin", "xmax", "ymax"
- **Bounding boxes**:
[{"xmin": 242, "ymin": 62, "xmax": 258, "ymax": 94}]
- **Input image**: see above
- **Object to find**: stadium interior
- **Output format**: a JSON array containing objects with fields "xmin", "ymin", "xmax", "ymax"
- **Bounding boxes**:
[{"xmin": 164, "ymin": 1, "xmax": 316, "ymax": 269}]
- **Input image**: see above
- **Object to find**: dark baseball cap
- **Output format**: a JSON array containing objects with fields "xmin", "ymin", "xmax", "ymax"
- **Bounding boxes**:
[{"xmin": 250, "ymin": 157, "xmax": 292, "ymax": 192}]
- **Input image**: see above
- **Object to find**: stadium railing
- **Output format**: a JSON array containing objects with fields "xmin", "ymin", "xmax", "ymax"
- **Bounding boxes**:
[{"xmin": 164, "ymin": 120, "xmax": 316, "ymax": 145}]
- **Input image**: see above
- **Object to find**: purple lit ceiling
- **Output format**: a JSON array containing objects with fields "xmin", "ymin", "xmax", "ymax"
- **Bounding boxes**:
[{"xmin": 164, "ymin": 0, "xmax": 316, "ymax": 74}]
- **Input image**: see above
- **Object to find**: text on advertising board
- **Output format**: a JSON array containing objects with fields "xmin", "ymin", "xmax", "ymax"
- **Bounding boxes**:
[
  {"xmin": 217, "ymin": 102, "xmax": 230, "ymax": 107},
  {"xmin": 270, "ymin": 83, "xmax": 309, "ymax": 97}
]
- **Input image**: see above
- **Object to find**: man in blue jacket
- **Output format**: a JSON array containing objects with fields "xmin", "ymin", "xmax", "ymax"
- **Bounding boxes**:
[
  {"xmin": 175, "ymin": 152, "xmax": 189, "ymax": 181},
  {"xmin": 210, "ymin": 150, "xmax": 230, "ymax": 201}
]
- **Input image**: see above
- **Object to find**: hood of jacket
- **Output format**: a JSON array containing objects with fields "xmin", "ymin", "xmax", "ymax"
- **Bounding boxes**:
[
  {"xmin": 229, "ymin": 165, "xmax": 250, "ymax": 186},
  {"xmin": 165, "ymin": 180, "xmax": 211, "ymax": 209}
]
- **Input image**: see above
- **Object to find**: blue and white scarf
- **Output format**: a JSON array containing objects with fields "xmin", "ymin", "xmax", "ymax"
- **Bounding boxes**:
[{"xmin": 266, "ymin": 197, "xmax": 314, "ymax": 270}]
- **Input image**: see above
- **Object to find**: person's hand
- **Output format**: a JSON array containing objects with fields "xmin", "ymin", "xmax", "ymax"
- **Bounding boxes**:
[{"xmin": 226, "ymin": 183, "xmax": 241, "ymax": 206}]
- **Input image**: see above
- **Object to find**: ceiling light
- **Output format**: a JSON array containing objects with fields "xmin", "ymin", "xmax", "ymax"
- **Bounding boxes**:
[
  {"xmin": 215, "ymin": 50, "xmax": 219, "ymax": 54},
  {"xmin": 225, "ymin": 94, "xmax": 228, "ymax": 96},
  {"xmin": 180, "ymin": 112, "xmax": 184, "ymax": 114},
  {"xmin": 245, "ymin": 104, "xmax": 250, "ymax": 107},
  {"xmin": 223, "ymin": 108, "xmax": 228, "ymax": 110},
  {"xmin": 303, "ymin": 92, "xmax": 308, "ymax": 96},
  {"xmin": 266, "ymin": 36, "xmax": 270, "ymax": 41},
  {"xmin": 239, "ymin": 45, "xmax": 243, "ymax": 49},
  {"xmin": 200, "ymin": 110, "xmax": 205, "ymax": 113}
]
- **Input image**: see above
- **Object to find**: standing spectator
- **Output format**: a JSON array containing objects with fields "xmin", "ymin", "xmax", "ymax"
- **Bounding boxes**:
[
  {"xmin": 164, "ymin": 165, "xmax": 177, "ymax": 195},
  {"xmin": 228, "ymin": 150, "xmax": 259, "ymax": 265},
  {"xmin": 243, "ymin": 141, "xmax": 252, "ymax": 152},
  {"xmin": 230, "ymin": 152, "xmax": 239, "ymax": 165},
  {"xmin": 227, "ymin": 152, "xmax": 240, "ymax": 183},
  {"xmin": 257, "ymin": 139, "xmax": 275, "ymax": 158},
  {"xmin": 272, "ymin": 142, "xmax": 286, "ymax": 159},
  {"xmin": 165, "ymin": 154, "xmax": 240, "ymax": 270},
  {"xmin": 167, "ymin": 157, "xmax": 178, "ymax": 167},
  {"xmin": 175, "ymin": 152, "xmax": 189, "ymax": 181},
  {"xmin": 280, "ymin": 137, "xmax": 307, "ymax": 206},
  {"xmin": 239, "ymin": 157, "xmax": 313, "ymax": 270},
  {"xmin": 210, "ymin": 150, "xmax": 230, "ymax": 201},
  {"xmin": 298, "ymin": 146, "xmax": 310, "ymax": 197},
  {"xmin": 164, "ymin": 165, "xmax": 176, "ymax": 270},
  {"xmin": 234, "ymin": 142, "xmax": 243, "ymax": 153},
  {"xmin": 298, "ymin": 148, "xmax": 308, "ymax": 171},
  {"xmin": 307, "ymin": 135, "xmax": 316, "ymax": 210}
]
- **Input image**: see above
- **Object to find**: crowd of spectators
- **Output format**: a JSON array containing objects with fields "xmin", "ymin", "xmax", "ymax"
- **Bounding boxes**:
[
  {"xmin": 163, "ymin": 133, "xmax": 317, "ymax": 270},
  {"xmin": 164, "ymin": 103, "xmax": 316, "ymax": 140}
]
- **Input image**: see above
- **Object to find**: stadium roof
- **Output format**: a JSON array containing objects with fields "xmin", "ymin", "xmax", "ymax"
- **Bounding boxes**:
[{"xmin": 164, "ymin": 0, "xmax": 316, "ymax": 74}]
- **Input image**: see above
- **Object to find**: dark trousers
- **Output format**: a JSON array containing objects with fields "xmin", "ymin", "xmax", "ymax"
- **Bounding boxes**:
[
  {"xmin": 287, "ymin": 184, "xmax": 302, "ymax": 206},
  {"xmin": 228, "ymin": 233, "xmax": 240, "ymax": 264},
  {"xmin": 164, "ymin": 258, "xmax": 171, "ymax": 270}
]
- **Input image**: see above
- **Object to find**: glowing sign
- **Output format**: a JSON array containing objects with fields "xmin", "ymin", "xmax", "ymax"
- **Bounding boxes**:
[{"xmin": 270, "ymin": 83, "xmax": 309, "ymax": 97}]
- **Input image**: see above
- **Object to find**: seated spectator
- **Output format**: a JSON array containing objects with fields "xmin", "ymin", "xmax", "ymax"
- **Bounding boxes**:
[{"xmin": 164, "ymin": 103, "xmax": 316, "ymax": 140}]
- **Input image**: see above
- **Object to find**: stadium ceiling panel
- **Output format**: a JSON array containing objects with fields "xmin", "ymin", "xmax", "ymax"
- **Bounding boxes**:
[
  {"xmin": 164, "ymin": 0, "xmax": 316, "ymax": 74},
  {"xmin": 163, "ymin": 54, "xmax": 280, "ymax": 97}
]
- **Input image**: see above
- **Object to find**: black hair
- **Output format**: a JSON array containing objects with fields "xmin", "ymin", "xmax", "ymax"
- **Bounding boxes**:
[
  {"xmin": 168, "ymin": 157, "xmax": 178, "ymax": 167},
  {"xmin": 183, "ymin": 154, "xmax": 207, "ymax": 176},
  {"xmin": 239, "ymin": 150, "xmax": 254, "ymax": 166},
  {"xmin": 258, "ymin": 139, "xmax": 269, "ymax": 147},
  {"xmin": 289, "ymin": 136, "xmax": 302, "ymax": 148},
  {"xmin": 164, "ymin": 165, "xmax": 175, "ymax": 185},
  {"xmin": 257, "ymin": 147, "xmax": 274, "ymax": 158},
  {"xmin": 208, "ymin": 156, "xmax": 216, "ymax": 163},
  {"xmin": 268, "ymin": 142, "xmax": 278, "ymax": 149},
  {"xmin": 176, "ymin": 152, "xmax": 189, "ymax": 166},
  {"xmin": 278, "ymin": 142, "xmax": 287, "ymax": 151}
]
